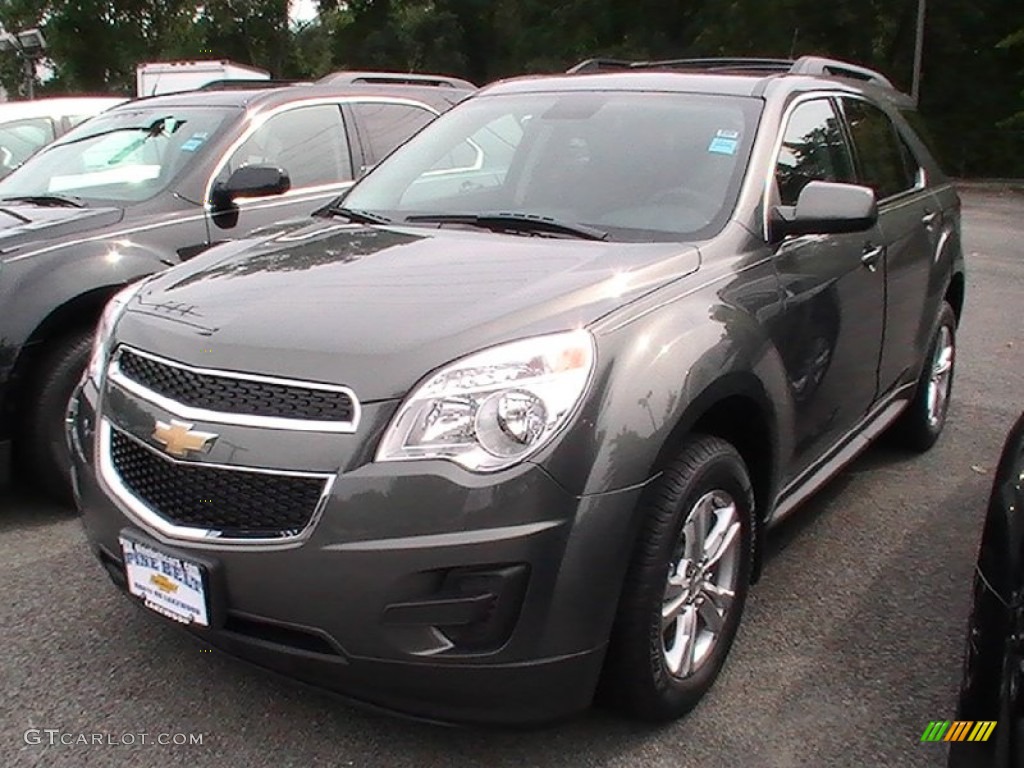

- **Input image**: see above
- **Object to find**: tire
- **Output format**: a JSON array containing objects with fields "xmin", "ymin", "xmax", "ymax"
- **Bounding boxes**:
[
  {"xmin": 600, "ymin": 434, "xmax": 755, "ymax": 722},
  {"xmin": 17, "ymin": 329, "xmax": 93, "ymax": 504},
  {"xmin": 889, "ymin": 301, "xmax": 957, "ymax": 452}
]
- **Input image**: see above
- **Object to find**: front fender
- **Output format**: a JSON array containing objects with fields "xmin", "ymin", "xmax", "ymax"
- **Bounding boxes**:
[
  {"xmin": 539, "ymin": 259, "xmax": 792, "ymax": 501},
  {"xmin": 0, "ymin": 239, "xmax": 174, "ymax": 375}
]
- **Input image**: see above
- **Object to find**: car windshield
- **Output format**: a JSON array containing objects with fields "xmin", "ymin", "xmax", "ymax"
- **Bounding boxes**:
[
  {"xmin": 0, "ymin": 106, "xmax": 237, "ymax": 204},
  {"xmin": 341, "ymin": 91, "xmax": 762, "ymax": 242}
]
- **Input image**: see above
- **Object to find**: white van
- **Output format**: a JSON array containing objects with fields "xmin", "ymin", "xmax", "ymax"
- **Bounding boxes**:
[{"xmin": 0, "ymin": 97, "xmax": 125, "ymax": 177}]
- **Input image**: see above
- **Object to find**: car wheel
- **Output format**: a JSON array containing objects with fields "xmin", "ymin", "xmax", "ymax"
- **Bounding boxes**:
[
  {"xmin": 600, "ymin": 434, "xmax": 754, "ymax": 722},
  {"xmin": 890, "ymin": 301, "xmax": 957, "ymax": 452},
  {"xmin": 17, "ymin": 329, "xmax": 92, "ymax": 504}
]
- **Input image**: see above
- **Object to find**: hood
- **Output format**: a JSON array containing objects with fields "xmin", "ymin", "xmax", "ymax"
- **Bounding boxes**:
[
  {"xmin": 118, "ymin": 218, "xmax": 700, "ymax": 401},
  {"xmin": 0, "ymin": 204, "xmax": 124, "ymax": 258}
]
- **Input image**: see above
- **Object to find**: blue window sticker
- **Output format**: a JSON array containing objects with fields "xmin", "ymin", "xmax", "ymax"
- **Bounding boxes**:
[
  {"xmin": 708, "ymin": 136, "xmax": 738, "ymax": 155},
  {"xmin": 180, "ymin": 132, "xmax": 209, "ymax": 152}
]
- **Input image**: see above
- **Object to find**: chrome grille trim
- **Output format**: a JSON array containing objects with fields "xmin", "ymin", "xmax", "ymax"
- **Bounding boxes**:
[
  {"xmin": 107, "ymin": 345, "xmax": 361, "ymax": 433},
  {"xmin": 97, "ymin": 419, "xmax": 336, "ymax": 545}
]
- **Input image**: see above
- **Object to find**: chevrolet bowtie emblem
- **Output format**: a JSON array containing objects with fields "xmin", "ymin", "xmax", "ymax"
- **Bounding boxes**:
[
  {"xmin": 149, "ymin": 573, "xmax": 179, "ymax": 594},
  {"xmin": 152, "ymin": 419, "xmax": 218, "ymax": 458}
]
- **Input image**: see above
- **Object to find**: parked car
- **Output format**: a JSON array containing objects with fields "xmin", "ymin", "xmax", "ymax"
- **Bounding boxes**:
[
  {"xmin": 70, "ymin": 56, "xmax": 964, "ymax": 725},
  {"xmin": 949, "ymin": 412, "xmax": 1024, "ymax": 768},
  {"xmin": 0, "ymin": 96, "xmax": 125, "ymax": 178},
  {"xmin": 0, "ymin": 72, "xmax": 474, "ymax": 500}
]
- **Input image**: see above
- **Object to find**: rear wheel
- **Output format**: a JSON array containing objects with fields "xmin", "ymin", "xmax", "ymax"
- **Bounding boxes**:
[
  {"xmin": 600, "ymin": 434, "xmax": 755, "ymax": 721},
  {"xmin": 889, "ymin": 301, "xmax": 957, "ymax": 452},
  {"xmin": 17, "ymin": 329, "xmax": 93, "ymax": 504}
]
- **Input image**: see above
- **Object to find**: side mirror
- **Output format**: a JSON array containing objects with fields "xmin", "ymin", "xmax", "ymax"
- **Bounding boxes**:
[
  {"xmin": 210, "ymin": 165, "xmax": 290, "ymax": 209},
  {"xmin": 769, "ymin": 181, "xmax": 878, "ymax": 243}
]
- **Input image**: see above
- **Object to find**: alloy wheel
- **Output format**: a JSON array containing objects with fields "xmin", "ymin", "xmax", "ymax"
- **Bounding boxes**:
[
  {"xmin": 926, "ymin": 325, "xmax": 954, "ymax": 428},
  {"xmin": 661, "ymin": 490, "xmax": 742, "ymax": 678}
]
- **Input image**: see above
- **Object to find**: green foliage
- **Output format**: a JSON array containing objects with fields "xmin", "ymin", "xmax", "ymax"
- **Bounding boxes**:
[{"xmin": 0, "ymin": 0, "xmax": 1022, "ymax": 176}]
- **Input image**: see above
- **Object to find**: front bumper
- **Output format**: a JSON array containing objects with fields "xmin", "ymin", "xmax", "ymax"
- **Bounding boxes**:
[{"xmin": 70, "ymin": 382, "xmax": 644, "ymax": 725}]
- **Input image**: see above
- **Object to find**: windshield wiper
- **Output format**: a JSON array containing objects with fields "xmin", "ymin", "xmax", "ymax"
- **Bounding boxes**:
[
  {"xmin": 0, "ymin": 194, "xmax": 86, "ymax": 208},
  {"xmin": 0, "ymin": 207, "xmax": 31, "ymax": 223},
  {"xmin": 318, "ymin": 205, "xmax": 392, "ymax": 225},
  {"xmin": 405, "ymin": 212, "xmax": 608, "ymax": 241}
]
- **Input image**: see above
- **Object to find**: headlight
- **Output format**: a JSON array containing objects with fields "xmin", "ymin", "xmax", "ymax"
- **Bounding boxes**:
[
  {"xmin": 86, "ymin": 280, "xmax": 146, "ymax": 385},
  {"xmin": 376, "ymin": 330, "xmax": 595, "ymax": 472}
]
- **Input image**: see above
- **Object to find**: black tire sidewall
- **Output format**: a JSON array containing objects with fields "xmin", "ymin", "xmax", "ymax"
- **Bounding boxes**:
[
  {"xmin": 604, "ymin": 436, "xmax": 755, "ymax": 720},
  {"xmin": 18, "ymin": 330, "xmax": 93, "ymax": 501}
]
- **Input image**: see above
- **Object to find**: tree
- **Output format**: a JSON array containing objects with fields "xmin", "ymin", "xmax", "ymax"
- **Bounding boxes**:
[{"xmin": 0, "ymin": 0, "xmax": 1022, "ymax": 176}]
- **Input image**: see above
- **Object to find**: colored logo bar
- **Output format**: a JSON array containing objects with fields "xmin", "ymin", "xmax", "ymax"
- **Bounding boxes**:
[{"xmin": 921, "ymin": 721, "xmax": 997, "ymax": 742}]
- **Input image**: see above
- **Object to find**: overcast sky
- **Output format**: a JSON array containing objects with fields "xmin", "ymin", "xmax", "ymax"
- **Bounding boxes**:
[{"xmin": 289, "ymin": 0, "xmax": 318, "ymax": 24}]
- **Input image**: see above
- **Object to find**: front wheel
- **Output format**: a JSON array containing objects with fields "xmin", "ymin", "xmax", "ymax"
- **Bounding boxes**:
[
  {"xmin": 17, "ymin": 329, "xmax": 93, "ymax": 504},
  {"xmin": 889, "ymin": 301, "xmax": 957, "ymax": 452},
  {"xmin": 600, "ymin": 434, "xmax": 755, "ymax": 722}
]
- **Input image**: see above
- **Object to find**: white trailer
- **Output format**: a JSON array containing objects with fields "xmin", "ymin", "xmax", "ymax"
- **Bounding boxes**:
[{"xmin": 136, "ymin": 60, "xmax": 271, "ymax": 97}]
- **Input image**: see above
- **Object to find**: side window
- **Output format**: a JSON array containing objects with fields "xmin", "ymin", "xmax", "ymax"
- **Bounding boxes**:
[
  {"xmin": 896, "ymin": 133, "xmax": 923, "ymax": 187},
  {"xmin": 220, "ymin": 104, "xmax": 352, "ymax": 189},
  {"xmin": 842, "ymin": 99, "xmax": 916, "ymax": 200},
  {"xmin": 900, "ymin": 109, "xmax": 941, "ymax": 160},
  {"xmin": 351, "ymin": 102, "xmax": 435, "ymax": 171},
  {"xmin": 774, "ymin": 99, "xmax": 855, "ymax": 207},
  {"xmin": 0, "ymin": 117, "xmax": 56, "ymax": 171}
]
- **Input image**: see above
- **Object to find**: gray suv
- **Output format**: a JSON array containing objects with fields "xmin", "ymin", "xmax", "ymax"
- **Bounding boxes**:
[{"xmin": 70, "ymin": 56, "xmax": 964, "ymax": 725}]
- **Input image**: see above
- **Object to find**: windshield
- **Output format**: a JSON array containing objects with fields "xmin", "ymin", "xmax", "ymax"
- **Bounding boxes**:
[
  {"xmin": 341, "ymin": 91, "xmax": 762, "ymax": 242},
  {"xmin": 0, "ymin": 106, "xmax": 237, "ymax": 204}
]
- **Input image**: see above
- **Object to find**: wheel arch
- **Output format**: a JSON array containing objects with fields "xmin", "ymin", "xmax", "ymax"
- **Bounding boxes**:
[
  {"xmin": 647, "ymin": 372, "xmax": 780, "ymax": 583},
  {"xmin": 945, "ymin": 270, "xmax": 965, "ymax": 326},
  {"xmin": 5, "ymin": 284, "xmax": 123, "ymax": 428},
  {"xmin": 2, "ymin": 240, "xmax": 169, "ymax": 437}
]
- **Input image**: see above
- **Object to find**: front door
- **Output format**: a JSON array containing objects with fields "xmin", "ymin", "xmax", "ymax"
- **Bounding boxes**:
[
  {"xmin": 206, "ymin": 103, "xmax": 356, "ymax": 238},
  {"xmin": 767, "ymin": 97, "xmax": 886, "ymax": 476}
]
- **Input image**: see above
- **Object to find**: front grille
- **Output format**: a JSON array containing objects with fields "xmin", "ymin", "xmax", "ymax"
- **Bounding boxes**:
[
  {"xmin": 109, "ymin": 429, "xmax": 326, "ymax": 538},
  {"xmin": 116, "ymin": 348, "xmax": 355, "ymax": 423}
]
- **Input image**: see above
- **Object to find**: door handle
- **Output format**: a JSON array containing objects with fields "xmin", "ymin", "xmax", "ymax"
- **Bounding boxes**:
[
  {"xmin": 922, "ymin": 210, "xmax": 940, "ymax": 226},
  {"xmin": 861, "ymin": 245, "xmax": 885, "ymax": 271}
]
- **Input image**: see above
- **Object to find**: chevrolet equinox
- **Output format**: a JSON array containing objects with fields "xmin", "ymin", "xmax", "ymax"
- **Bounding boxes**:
[{"xmin": 70, "ymin": 56, "xmax": 965, "ymax": 725}]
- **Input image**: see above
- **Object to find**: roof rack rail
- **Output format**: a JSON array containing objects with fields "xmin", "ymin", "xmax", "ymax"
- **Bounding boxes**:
[
  {"xmin": 317, "ymin": 71, "xmax": 476, "ymax": 90},
  {"xmin": 197, "ymin": 79, "xmax": 308, "ymax": 91},
  {"xmin": 565, "ymin": 58, "xmax": 635, "ymax": 74},
  {"xmin": 567, "ymin": 57, "xmax": 794, "ymax": 74},
  {"xmin": 567, "ymin": 55, "xmax": 896, "ymax": 89},
  {"xmin": 788, "ymin": 56, "xmax": 894, "ymax": 89}
]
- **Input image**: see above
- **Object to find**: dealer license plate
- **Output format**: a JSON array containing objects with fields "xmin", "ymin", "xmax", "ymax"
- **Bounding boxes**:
[{"xmin": 119, "ymin": 537, "xmax": 210, "ymax": 627}]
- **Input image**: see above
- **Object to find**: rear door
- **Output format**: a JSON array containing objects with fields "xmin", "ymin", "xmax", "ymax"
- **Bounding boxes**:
[
  {"xmin": 839, "ymin": 96, "xmax": 937, "ymax": 395},
  {"xmin": 768, "ymin": 97, "xmax": 887, "ymax": 475},
  {"xmin": 206, "ymin": 102, "xmax": 356, "ymax": 237}
]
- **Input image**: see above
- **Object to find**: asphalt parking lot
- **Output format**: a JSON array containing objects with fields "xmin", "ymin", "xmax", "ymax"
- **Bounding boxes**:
[{"xmin": 1, "ymin": 186, "xmax": 1021, "ymax": 768}]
